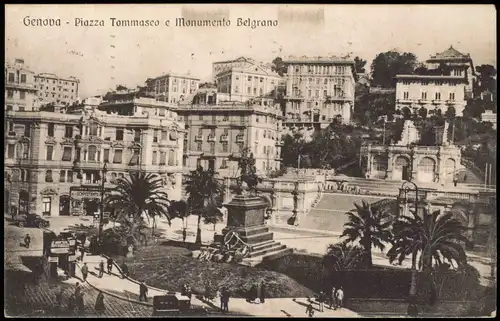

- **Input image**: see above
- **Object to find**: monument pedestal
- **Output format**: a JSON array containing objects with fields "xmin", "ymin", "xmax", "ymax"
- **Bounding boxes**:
[{"xmin": 221, "ymin": 195, "xmax": 292, "ymax": 266}]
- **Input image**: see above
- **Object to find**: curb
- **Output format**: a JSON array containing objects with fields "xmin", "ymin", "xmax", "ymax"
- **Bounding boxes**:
[{"xmin": 74, "ymin": 260, "xmax": 153, "ymax": 308}]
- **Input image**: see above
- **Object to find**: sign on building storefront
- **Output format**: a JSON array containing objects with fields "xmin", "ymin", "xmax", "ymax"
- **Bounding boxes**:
[
  {"xmin": 49, "ymin": 256, "xmax": 59, "ymax": 263},
  {"xmin": 50, "ymin": 240, "xmax": 71, "ymax": 254},
  {"xmin": 70, "ymin": 186, "xmax": 110, "ymax": 216}
]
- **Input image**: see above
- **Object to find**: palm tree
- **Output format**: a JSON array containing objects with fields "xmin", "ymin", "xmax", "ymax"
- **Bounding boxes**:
[
  {"xmin": 387, "ymin": 208, "xmax": 468, "ymax": 308},
  {"xmin": 323, "ymin": 241, "xmax": 365, "ymax": 271},
  {"xmin": 184, "ymin": 166, "xmax": 223, "ymax": 244},
  {"xmin": 106, "ymin": 171, "xmax": 171, "ymax": 243},
  {"xmin": 341, "ymin": 200, "xmax": 393, "ymax": 268}
]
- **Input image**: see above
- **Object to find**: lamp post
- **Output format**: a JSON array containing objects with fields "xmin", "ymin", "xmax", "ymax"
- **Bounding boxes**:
[{"xmin": 97, "ymin": 161, "xmax": 108, "ymax": 245}]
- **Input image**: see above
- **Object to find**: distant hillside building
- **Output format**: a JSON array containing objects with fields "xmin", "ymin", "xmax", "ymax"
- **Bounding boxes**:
[
  {"xmin": 212, "ymin": 57, "xmax": 258, "ymax": 82},
  {"xmin": 425, "ymin": 46, "xmax": 475, "ymax": 99},
  {"xmin": 215, "ymin": 65, "xmax": 281, "ymax": 103},
  {"xmin": 282, "ymin": 56, "xmax": 356, "ymax": 129},
  {"xmin": 34, "ymin": 73, "xmax": 80, "ymax": 106},
  {"xmin": 5, "ymin": 59, "xmax": 39, "ymax": 112},
  {"xmin": 145, "ymin": 73, "xmax": 200, "ymax": 104}
]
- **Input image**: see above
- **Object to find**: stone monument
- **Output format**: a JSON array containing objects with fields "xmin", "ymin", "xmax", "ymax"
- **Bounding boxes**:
[{"xmin": 221, "ymin": 149, "xmax": 291, "ymax": 266}]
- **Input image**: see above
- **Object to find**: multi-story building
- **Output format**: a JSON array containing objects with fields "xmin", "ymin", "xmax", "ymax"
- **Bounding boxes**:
[
  {"xmin": 425, "ymin": 46, "xmax": 475, "ymax": 98},
  {"xmin": 395, "ymin": 75, "xmax": 467, "ymax": 116},
  {"xmin": 145, "ymin": 73, "xmax": 200, "ymax": 104},
  {"xmin": 212, "ymin": 57, "xmax": 258, "ymax": 83},
  {"xmin": 215, "ymin": 65, "xmax": 281, "ymax": 103},
  {"xmin": 4, "ymin": 98, "xmax": 185, "ymax": 217},
  {"xmin": 177, "ymin": 97, "xmax": 284, "ymax": 178},
  {"xmin": 282, "ymin": 56, "xmax": 356, "ymax": 129},
  {"xmin": 5, "ymin": 59, "xmax": 39, "ymax": 112},
  {"xmin": 34, "ymin": 73, "xmax": 80, "ymax": 106}
]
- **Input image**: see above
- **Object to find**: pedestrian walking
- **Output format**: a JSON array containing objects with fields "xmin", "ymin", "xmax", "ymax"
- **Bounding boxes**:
[
  {"xmin": 215, "ymin": 289, "xmax": 221, "ymax": 310},
  {"xmin": 121, "ymin": 261, "xmax": 129, "ymax": 279},
  {"xmin": 79, "ymin": 246, "xmax": 85, "ymax": 261},
  {"xmin": 95, "ymin": 291, "xmax": 105, "ymax": 315},
  {"xmin": 336, "ymin": 286, "xmax": 344, "ymax": 309},
  {"xmin": 306, "ymin": 303, "xmax": 315, "ymax": 317},
  {"xmin": 330, "ymin": 286, "xmax": 337, "ymax": 310},
  {"xmin": 107, "ymin": 257, "xmax": 113, "ymax": 274},
  {"xmin": 75, "ymin": 282, "xmax": 81, "ymax": 298},
  {"xmin": 76, "ymin": 292, "xmax": 85, "ymax": 315},
  {"xmin": 67, "ymin": 294, "xmax": 76, "ymax": 315},
  {"xmin": 81, "ymin": 263, "xmax": 89, "ymax": 282},
  {"xmin": 260, "ymin": 281, "xmax": 266, "ymax": 304},
  {"xmin": 24, "ymin": 233, "xmax": 31, "ymax": 248},
  {"xmin": 98, "ymin": 260, "xmax": 105, "ymax": 278},
  {"xmin": 55, "ymin": 286, "xmax": 64, "ymax": 307},
  {"xmin": 318, "ymin": 290, "xmax": 325, "ymax": 312},
  {"xmin": 139, "ymin": 281, "xmax": 148, "ymax": 302}
]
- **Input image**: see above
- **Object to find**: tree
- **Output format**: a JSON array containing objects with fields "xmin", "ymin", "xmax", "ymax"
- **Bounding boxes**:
[
  {"xmin": 475, "ymin": 64, "xmax": 497, "ymax": 95},
  {"xmin": 341, "ymin": 201, "xmax": 393, "ymax": 268},
  {"xmin": 371, "ymin": 51, "xmax": 418, "ymax": 88},
  {"xmin": 323, "ymin": 241, "xmax": 365, "ymax": 271},
  {"xmin": 116, "ymin": 84, "xmax": 129, "ymax": 91},
  {"xmin": 184, "ymin": 166, "xmax": 224, "ymax": 244},
  {"xmin": 354, "ymin": 56, "xmax": 367, "ymax": 74},
  {"xmin": 271, "ymin": 57, "xmax": 288, "ymax": 77},
  {"xmin": 418, "ymin": 107, "xmax": 428, "ymax": 119},
  {"xmin": 387, "ymin": 209, "xmax": 468, "ymax": 304},
  {"xmin": 106, "ymin": 171, "xmax": 171, "ymax": 241}
]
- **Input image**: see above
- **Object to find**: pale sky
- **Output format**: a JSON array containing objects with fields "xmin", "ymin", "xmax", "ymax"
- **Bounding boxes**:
[{"xmin": 5, "ymin": 4, "xmax": 497, "ymax": 98}]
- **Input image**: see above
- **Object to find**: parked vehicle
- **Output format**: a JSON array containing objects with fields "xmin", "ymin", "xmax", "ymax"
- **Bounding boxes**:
[{"xmin": 14, "ymin": 213, "xmax": 50, "ymax": 228}]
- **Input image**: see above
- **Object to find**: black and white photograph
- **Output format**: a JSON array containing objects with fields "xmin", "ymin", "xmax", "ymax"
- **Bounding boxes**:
[{"xmin": 4, "ymin": 4, "xmax": 497, "ymax": 317}]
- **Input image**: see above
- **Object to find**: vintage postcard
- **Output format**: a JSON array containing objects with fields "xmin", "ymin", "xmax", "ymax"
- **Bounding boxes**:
[{"xmin": 4, "ymin": 4, "xmax": 496, "ymax": 318}]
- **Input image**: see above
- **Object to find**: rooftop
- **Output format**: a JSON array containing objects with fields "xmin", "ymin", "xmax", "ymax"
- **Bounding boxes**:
[
  {"xmin": 36, "ymin": 73, "xmax": 80, "ymax": 82},
  {"xmin": 212, "ymin": 56, "xmax": 256, "ymax": 65},
  {"xmin": 283, "ymin": 55, "xmax": 355, "ymax": 64},
  {"xmin": 147, "ymin": 72, "xmax": 201, "ymax": 81},
  {"xmin": 396, "ymin": 74, "xmax": 467, "ymax": 81},
  {"xmin": 428, "ymin": 46, "xmax": 471, "ymax": 61}
]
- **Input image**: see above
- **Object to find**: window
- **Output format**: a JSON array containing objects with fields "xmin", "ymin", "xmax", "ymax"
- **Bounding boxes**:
[
  {"xmin": 6, "ymin": 105, "xmax": 13, "ymax": 111},
  {"xmin": 253, "ymin": 88, "xmax": 257, "ymax": 95},
  {"xmin": 113, "ymin": 149, "xmax": 123, "ymax": 164},
  {"xmin": 315, "ymin": 90, "xmax": 319, "ymax": 98},
  {"xmin": 260, "ymin": 77, "xmax": 264, "ymax": 83},
  {"xmin": 8, "ymin": 73, "xmax": 15, "ymax": 82},
  {"xmin": 20, "ymin": 170, "xmax": 29, "ymax": 182},
  {"xmin": 60, "ymin": 170, "xmax": 66, "ymax": 182},
  {"xmin": 159, "ymin": 152, "xmax": 166, "ymax": 165},
  {"xmin": 47, "ymin": 123, "xmax": 54, "ymax": 137},
  {"xmin": 153, "ymin": 130, "xmax": 158, "ymax": 143},
  {"xmin": 134, "ymin": 129, "xmax": 141, "ymax": 142},
  {"xmin": 88, "ymin": 145, "xmax": 97, "ymax": 161},
  {"xmin": 223, "ymin": 113, "xmax": 229, "ymax": 121},
  {"xmin": 324, "ymin": 78, "xmax": 328, "ymax": 84},
  {"xmin": 116, "ymin": 128, "xmax": 124, "ymax": 141},
  {"xmin": 308, "ymin": 90, "xmax": 312, "ymax": 97},
  {"xmin": 19, "ymin": 92, "xmax": 26, "ymax": 100},
  {"xmin": 45, "ymin": 170, "xmax": 53, "ymax": 182},
  {"xmin": 42, "ymin": 197, "xmax": 51, "ymax": 215},
  {"xmin": 403, "ymin": 92, "xmax": 409, "ymax": 99},
  {"xmin": 247, "ymin": 87, "xmax": 251, "ymax": 94},
  {"xmin": 7, "ymin": 144, "xmax": 15, "ymax": 158},
  {"xmin": 67, "ymin": 170, "xmax": 73, "ymax": 183},
  {"xmin": 103, "ymin": 149, "xmax": 110, "ymax": 162},
  {"xmin": 168, "ymin": 149, "xmax": 175, "ymax": 166},
  {"xmin": 197, "ymin": 142, "xmax": 202, "ymax": 151},
  {"xmin": 235, "ymin": 86, "xmax": 239, "ymax": 93},
  {"xmin": 449, "ymin": 93, "xmax": 455, "ymax": 101},
  {"xmin": 89, "ymin": 123, "xmax": 98, "ymax": 136},
  {"xmin": 152, "ymin": 151, "xmax": 158, "ymax": 165},
  {"xmin": 248, "ymin": 76, "xmax": 252, "ymax": 81},
  {"xmin": 198, "ymin": 114, "xmax": 204, "ymax": 121},
  {"xmin": 46, "ymin": 145, "xmax": 54, "ymax": 160},
  {"xmin": 421, "ymin": 92, "xmax": 427, "ymax": 100},
  {"xmin": 435, "ymin": 92, "xmax": 441, "ymax": 100},
  {"xmin": 62, "ymin": 147, "xmax": 72, "ymax": 161},
  {"xmin": 7, "ymin": 90, "xmax": 14, "ymax": 98}
]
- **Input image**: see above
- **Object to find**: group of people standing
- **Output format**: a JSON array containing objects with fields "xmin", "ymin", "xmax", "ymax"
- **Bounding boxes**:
[
  {"xmin": 306, "ymin": 286, "xmax": 344, "ymax": 317},
  {"xmin": 56, "ymin": 282, "xmax": 105, "ymax": 316}
]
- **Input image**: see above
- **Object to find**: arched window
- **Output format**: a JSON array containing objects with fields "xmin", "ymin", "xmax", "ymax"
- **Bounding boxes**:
[
  {"xmin": 419, "ymin": 157, "xmax": 436, "ymax": 173},
  {"xmin": 88, "ymin": 145, "xmax": 97, "ymax": 161},
  {"xmin": 373, "ymin": 155, "xmax": 388, "ymax": 172},
  {"xmin": 45, "ymin": 170, "xmax": 53, "ymax": 182}
]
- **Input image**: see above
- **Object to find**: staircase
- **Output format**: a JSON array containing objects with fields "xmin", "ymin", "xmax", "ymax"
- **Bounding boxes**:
[
  {"xmin": 459, "ymin": 158, "xmax": 486, "ymax": 185},
  {"xmin": 231, "ymin": 226, "xmax": 293, "ymax": 267},
  {"xmin": 325, "ymin": 177, "xmax": 406, "ymax": 196}
]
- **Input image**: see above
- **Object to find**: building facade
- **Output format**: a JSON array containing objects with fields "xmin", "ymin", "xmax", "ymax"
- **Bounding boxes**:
[
  {"xmin": 395, "ymin": 75, "xmax": 467, "ymax": 116},
  {"xmin": 145, "ymin": 73, "xmax": 200, "ymax": 104},
  {"xmin": 177, "ymin": 98, "xmax": 283, "ymax": 178},
  {"xmin": 282, "ymin": 56, "xmax": 356, "ymax": 129},
  {"xmin": 34, "ymin": 73, "xmax": 80, "ymax": 106},
  {"xmin": 215, "ymin": 65, "xmax": 281, "ymax": 102},
  {"xmin": 4, "ymin": 99, "xmax": 185, "ymax": 217},
  {"xmin": 5, "ymin": 59, "xmax": 39, "ymax": 112},
  {"xmin": 212, "ymin": 57, "xmax": 258, "ymax": 82},
  {"xmin": 426, "ymin": 46, "xmax": 475, "ymax": 98}
]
